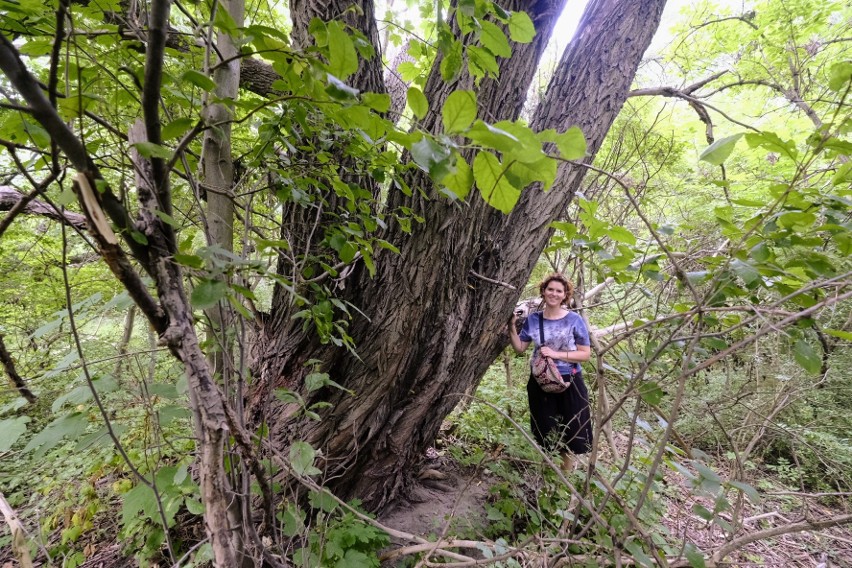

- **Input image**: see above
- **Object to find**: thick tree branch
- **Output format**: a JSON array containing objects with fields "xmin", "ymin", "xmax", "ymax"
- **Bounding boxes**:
[
  {"xmin": 0, "ymin": 333, "xmax": 36, "ymax": 403},
  {"xmin": 0, "ymin": 185, "xmax": 88, "ymax": 232}
]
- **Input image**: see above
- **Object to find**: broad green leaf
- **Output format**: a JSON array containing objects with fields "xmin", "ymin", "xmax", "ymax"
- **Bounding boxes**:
[
  {"xmin": 638, "ymin": 381, "xmax": 664, "ymax": 405},
  {"xmin": 327, "ymin": 21, "xmax": 358, "ymax": 80},
  {"xmin": 793, "ymin": 340, "xmax": 821, "ymax": 374},
  {"xmin": 441, "ymin": 153, "xmax": 474, "ymax": 199},
  {"xmin": 361, "ymin": 92, "xmax": 391, "ymax": 113},
  {"xmin": 608, "ymin": 225, "xmax": 637, "ymax": 245},
  {"xmin": 162, "ymin": 117, "xmax": 195, "ymax": 141},
  {"xmin": 410, "ymin": 137, "xmax": 453, "ymax": 180},
  {"xmin": 508, "ymin": 11, "xmax": 535, "ymax": 42},
  {"xmin": 280, "ymin": 503, "xmax": 305, "ymax": 537},
  {"xmin": 397, "ymin": 61, "xmax": 419, "ymax": 82},
  {"xmin": 325, "ymin": 73, "xmax": 359, "ymax": 99},
  {"xmin": 213, "ymin": 0, "xmax": 239, "ymax": 36},
  {"xmin": 623, "ymin": 541, "xmax": 654, "ymax": 568},
  {"xmin": 745, "ymin": 131, "xmax": 797, "ymax": 160},
  {"xmin": 492, "ymin": 120, "xmax": 543, "ymax": 163},
  {"xmin": 728, "ymin": 480, "xmax": 760, "ymax": 503},
  {"xmin": 0, "ymin": 416, "xmax": 29, "ymax": 452},
  {"xmin": 730, "ymin": 259, "xmax": 761, "ymax": 286},
  {"xmin": 308, "ymin": 488, "xmax": 338, "ymax": 512},
  {"xmin": 23, "ymin": 412, "xmax": 88, "ymax": 457},
  {"xmin": 467, "ymin": 45, "xmax": 499, "ymax": 78},
  {"xmin": 699, "ymin": 133, "xmax": 743, "ymax": 165},
  {"xmin": 466, "ymin": 120, "xmax": 519, "ymax": 154},
  {"xmin": 191, "ymin": 279, "xmax": 227, "ymax": 309},
  {"xmin": 121, "ymin": 483, "xmax": 161, "ymax": 525},
  {"xmin": 442, "ymin": 90, "xmax": 477, "ymax": 133},
  {"xmin": 290, "ymin": 440, "xmax": 322, "ymax": 476},
  {"xmin": 440, "ymin": 40, "xmax": 463, "ymax": 82},
  {"xmin": 693, "ymin": 461, "xmax": 721, "ymax": 483},
  {"xmin": 132, "ymin": 142, "xmax": 172, "ymax": 160},
  {"xmin": 407, "ymin": 87, "xmax": 428, "ymax": 120},
  {"xmin": 479, "ymin": 21, "xmax": 511, "ymax": 57},
  {"xmin": 473, "ymin": 151, "xmax": 520, "ymax": 214},
  {"xmin": 180, "ymin": 70, "xmax": 216, "ymax": 92},
  {"xmin": 555, "ymin": 127, "xmax": 586, "ymax": 160},
  {"xmin": 308, "ymin": 18, "xmax": 328, "ymax": 46},
  {"xmin": 506, "ymin": 155, "xmax": 556, "ymax": 191},
  {"xmin": 828, "ymin": 61, "xmax": 852, "ymax": 92},
  {"xmin": 684, "ymin": 543, "xmax": 707, "ymax": 568}
]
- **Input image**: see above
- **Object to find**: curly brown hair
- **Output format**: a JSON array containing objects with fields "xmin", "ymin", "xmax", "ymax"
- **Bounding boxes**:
[{"xmin": 538, "ymin": 273, "xmax": 574, "ymax": 306}]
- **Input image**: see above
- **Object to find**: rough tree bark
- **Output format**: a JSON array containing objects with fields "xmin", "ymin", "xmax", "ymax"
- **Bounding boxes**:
[{"xmin": 250, "ymin": 0, "xmax": 668, "ymax": 511}]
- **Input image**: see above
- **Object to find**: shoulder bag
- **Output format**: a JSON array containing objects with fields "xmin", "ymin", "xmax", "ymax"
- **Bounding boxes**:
[{"xmin": 531, "ymin": 314, "xmax": 568, "ymax": 393}]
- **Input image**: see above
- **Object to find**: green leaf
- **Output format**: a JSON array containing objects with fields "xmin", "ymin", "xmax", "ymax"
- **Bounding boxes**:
[
  {"xmin": 442, "ymin": 90, "xmax": 477, "ymax": 133},
  {"xmin": 479, "ymin": 21, "xmax": 511, "ymax": 57},
  {"xmin": 555, "ymin": 127, "xmax": 586, "ymax": 160},
  {"xmin": 361, "ymin": 92, "xmax": 390, "ymax": 113},
  {"xmin": 728, "ymin": 480, "xmax": 760, "ymax": 503},
  {"xmin": 623, "ymin": 541, "xmax": 654, "ymax": 568},
  {"xmin": 162, "ymin": 117, "xmax": 195, "ymax": 141},
  {"xmin": 410, "ymin": 137, "xmax": 453, "ymax": 180},
  {"xmin": 730, "ymin": 259, "xmax": 761, "ymax": 286},
  {"xmin": 699, "ymin": 133, "xmax": 743, "ymax": 165},
  {"xmin": 638, "ymin": 381, "xmax": 664, "ymax": 405},
  {"xmin": 280, "ymin": 503, "xmax": 305, "ymax": 537},
  {"xmin": 290, "ymin": 440, "xmax": 322, "ymax": 476},
  {"xmin": 506, "ymin": 155, "xmax": 556, "ymax": 191},
  {"xmin": 191, "ymin": 279, "xmax": 227, "ymax": 309},
  {"xmin": 441, "ymin": 153, "xmax": 474, "ymax": 200},
  {"xmin": 473, "ymin": 151, "xmax": 520, "ymax": 214},
  {"xmin": 508, "ymin": 11, "xmax": 535, "ymax": 42},
  {"xmin": 308, "ymin": 488, "xmax": 338, "ymax": 512},
  {"xmin": 407, "ymin": 87, "xmax": 428, "ymax": 120},
  {"xmin": 608, "ymin": 225, "xmax": 637, "ymax": 245},
  {"xmin": 745, "ymin": 131, "xmax": 797, "ymax": 160},
  {"xmin": 0, "ymin": 416, "xmax": 29, "ymax": 452},
  {"xmin": 467, "ymin": 45, "xmax": 499, "ymax": 78},
  {"xmin": 325, "ymin": 74, "xmax": 359, "ymax": 99},
  {"xmin": 24, "ymin": 412, "xmax": 89, "ymax": 457},
  {"xmin": 327, "ymin": 21, "xmax": 358, "ymax": 80},
  {"xmin": 121, "ymin": 483, "xmax": 161, "ymax": 525},
  {"xmin": 213, "ymin": 0, "xmax": 239, "ymax": 36},
  {"xmin": 180, "ymin": 70, "xmax": 217, "ymax": 92},
  {"xmin": 440, "ymin": 40, "xmax": 463, "ymax": 82},
  {"xmin": 684, "ymin": 543, "xmax": 707, "ymax": 568},
  {"xmin": 793, "ymin": 340, "xmax": 821, "ymax": 374},
  {"xmin": 132, "ymin": 142, "xmax": 172, "ymax": 160},
  {"xmin": 174, "ymin": 253, "xmax": 204, "ymax": 269},
  {"xmin": 828, "ymin": 61, "xmax": 852, "ymax": 92},
  {"xmin": 466, "ymin": 120, "xmax": 519, "ymax": 154},
  {"xmin": 825, "ymin": 329, "xmax": 852, "ymax": 342}
]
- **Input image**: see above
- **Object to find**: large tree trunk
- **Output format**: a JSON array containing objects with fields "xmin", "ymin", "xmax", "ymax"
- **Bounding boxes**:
[{"xmin": 250, "ymin": 0, "xmax": 668, "ymax": 512}]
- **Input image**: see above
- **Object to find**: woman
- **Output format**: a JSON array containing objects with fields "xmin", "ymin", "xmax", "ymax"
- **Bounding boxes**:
[{"xmin": 509, "ymin": 273, "xmax": 592, "ymax": 471}]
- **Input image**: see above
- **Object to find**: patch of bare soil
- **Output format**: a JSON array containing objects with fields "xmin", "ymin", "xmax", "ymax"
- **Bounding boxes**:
[{"xmin": 378, "ymin": 462, "xmax": 493, "ymax": 541}]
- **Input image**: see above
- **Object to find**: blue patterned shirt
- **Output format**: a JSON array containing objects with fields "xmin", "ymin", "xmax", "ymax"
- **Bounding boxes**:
[{"xmin": 519, "ymin": 311, "xmax": 590, "ymax": 375}]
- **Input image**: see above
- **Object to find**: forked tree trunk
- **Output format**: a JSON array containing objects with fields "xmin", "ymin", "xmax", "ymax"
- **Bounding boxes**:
[{"xmin": 249, "ymin": 0, "xmax": 668, "ymax": 512}]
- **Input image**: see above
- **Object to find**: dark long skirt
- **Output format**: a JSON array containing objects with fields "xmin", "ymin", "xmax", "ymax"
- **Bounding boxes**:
[{"xmin": 527, "ymin": 373, "xmax": 592, "ymax": 454}]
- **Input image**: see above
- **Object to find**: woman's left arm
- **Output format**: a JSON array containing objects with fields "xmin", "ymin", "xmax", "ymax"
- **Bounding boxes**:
[{"xmin": 540, "ymin": 345, "xmax": 590, "ymax": 362}]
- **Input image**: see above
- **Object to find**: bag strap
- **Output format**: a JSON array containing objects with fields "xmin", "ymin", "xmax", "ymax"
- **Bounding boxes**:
[{"xmin": 538, "ymin": 312, "xmax": 545, "ymax": 346}]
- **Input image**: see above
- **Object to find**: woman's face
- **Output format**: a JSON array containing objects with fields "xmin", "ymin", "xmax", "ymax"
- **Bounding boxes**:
[{"xmin": 543, "ymin": 280, "xmax": 567, "ymax": 307}]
